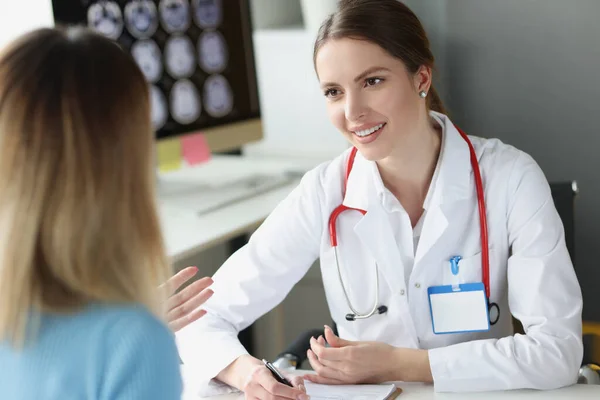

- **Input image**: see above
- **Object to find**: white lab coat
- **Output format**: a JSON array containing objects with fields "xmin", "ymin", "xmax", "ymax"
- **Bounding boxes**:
[{"xmin": 176, "ymin": 112, "xmax": 583, "ymax": 395}]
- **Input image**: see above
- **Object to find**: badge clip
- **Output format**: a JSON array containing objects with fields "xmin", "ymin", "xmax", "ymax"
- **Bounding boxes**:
[{"xmin": 450, "ymin": 256, "xmax": 462, "ymax": 291}]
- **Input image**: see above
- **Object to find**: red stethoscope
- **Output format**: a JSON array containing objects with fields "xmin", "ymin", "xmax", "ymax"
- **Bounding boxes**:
[{"xmin": 329, "ymin": 126, "xmax": 499, "ymax": 324}]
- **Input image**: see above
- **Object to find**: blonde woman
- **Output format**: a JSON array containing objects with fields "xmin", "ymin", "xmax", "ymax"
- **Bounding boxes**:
[{"xmin": 0, "ymin": 27, "xmax": 211, "ymax": 399}]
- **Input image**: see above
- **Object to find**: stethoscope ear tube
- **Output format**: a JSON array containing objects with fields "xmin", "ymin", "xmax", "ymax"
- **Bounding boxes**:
[{"xmin": 334, "ymin": 240, "xmax": 386, "ymax": 321}]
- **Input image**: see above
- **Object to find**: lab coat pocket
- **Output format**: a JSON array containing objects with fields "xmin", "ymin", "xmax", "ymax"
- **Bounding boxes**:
[{"xmin": 443, "ymin": 252, "xmax": 486, "ymax": 285}]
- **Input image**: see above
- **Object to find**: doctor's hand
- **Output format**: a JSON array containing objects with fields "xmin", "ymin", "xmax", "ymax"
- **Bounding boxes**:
[
  {"xmin": 217, "ymin": 355, "xmax": 310, "ymax": 400},
  {"xmin": 160, "ymin": 266, "xmax": 213, "ymax": 332},
  {"xmin": 305, "ymin": 325, "xmax": 433, "ymax": 385}
]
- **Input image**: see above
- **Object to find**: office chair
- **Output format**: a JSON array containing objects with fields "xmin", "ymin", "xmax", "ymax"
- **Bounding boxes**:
[{"xmin": 273, "ymin": 181, "xmax": 600, "ymax": 384}]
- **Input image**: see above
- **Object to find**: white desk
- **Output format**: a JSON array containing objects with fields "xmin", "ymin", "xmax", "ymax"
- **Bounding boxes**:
[
  {"xmin": 184, "ymin": 381, "xmax": 600, "ymax": 400},
  {"xmin": 190, "ymin": 384, "xmax": 600, "ymax": 400},
  {"xmin": 181, "ymin": 367, "xmax": 600, "ymax": 399},
  {"xmin": 158, "ymin": 155, "xmax": 322, "ymax": 263}
]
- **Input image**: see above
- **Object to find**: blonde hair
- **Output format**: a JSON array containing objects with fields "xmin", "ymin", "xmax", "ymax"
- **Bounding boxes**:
[{"xmin": 0, "ymin": 27, "xmax": 170, "ymax": 346}]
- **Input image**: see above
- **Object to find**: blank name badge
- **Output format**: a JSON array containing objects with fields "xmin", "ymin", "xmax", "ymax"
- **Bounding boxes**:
[{"xmin": 428, "ymin": 283, "xmax": 490, "ymax": 334}]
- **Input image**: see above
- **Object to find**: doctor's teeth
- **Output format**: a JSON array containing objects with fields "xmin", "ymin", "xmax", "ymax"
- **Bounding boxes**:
[{"xmin": 355, "ymin": 123, "xmax": 384, "ymax": 137}]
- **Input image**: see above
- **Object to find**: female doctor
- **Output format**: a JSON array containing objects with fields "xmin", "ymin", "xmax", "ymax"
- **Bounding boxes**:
[{"xmin": 176, "ymin": 0, "xmax": 583, "ymax": 398}]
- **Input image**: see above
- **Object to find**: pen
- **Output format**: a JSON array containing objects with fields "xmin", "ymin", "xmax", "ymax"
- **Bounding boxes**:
[{"xmin": 262, "ymin": 359, "xmax": 293, "ymax": 387}]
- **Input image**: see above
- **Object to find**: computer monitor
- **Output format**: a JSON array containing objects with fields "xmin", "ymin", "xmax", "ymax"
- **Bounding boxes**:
[{"xmin": 51, "ymin": 0, "xmax": 262, "ymax": 153}]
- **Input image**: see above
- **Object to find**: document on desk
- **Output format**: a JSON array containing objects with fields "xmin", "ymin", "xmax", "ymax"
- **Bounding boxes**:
[{"xmin": 305, "ymin": 381, "xmax": 401, "ymax": 399}]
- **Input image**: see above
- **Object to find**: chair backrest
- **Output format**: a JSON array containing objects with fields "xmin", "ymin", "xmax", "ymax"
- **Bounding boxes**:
[{"xmin": 549, "ymin": 181, "xmax": 578, "ymax": 263}]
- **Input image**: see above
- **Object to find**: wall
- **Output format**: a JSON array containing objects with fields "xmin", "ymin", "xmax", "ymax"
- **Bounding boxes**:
[
  {"xmin": 0, "ymin": 0, "xmax": 54, "ymax": 50},
  {"xmin": 245, "ymin": 28, "xmax": 350, "ymax": 161},
  {"xmin": 403, "ymin": 0, "xmax": 448, "ymax": 96},
  {"xmin": 411, "ymin": 0, "xmax": 600, "ymax": 321},
  {"xmin": 249, "ymin": 0, "xmax": 303, "ymax": 30}
]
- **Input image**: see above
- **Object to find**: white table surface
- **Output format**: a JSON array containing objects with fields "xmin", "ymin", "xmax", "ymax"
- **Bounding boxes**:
[
  {"xmin": 158, "ymin": 155, "xmax": 322, "ymax": 262},
  {"xmin": 185, "ymin": 381, "xmax": 600, "ymax": 400},
  {"xmin": 180, "ymin": 366, "xmax": 600, "ymax": 400}
]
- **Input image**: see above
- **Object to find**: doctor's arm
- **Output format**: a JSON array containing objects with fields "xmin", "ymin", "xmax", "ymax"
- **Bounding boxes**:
[
  {"xmin": 175, "ymin": 168, "xmax": 326, "ymax": 397},
  {"xmin": 427, "ymin": 153, "xmax": 583, "ymax": 392}
]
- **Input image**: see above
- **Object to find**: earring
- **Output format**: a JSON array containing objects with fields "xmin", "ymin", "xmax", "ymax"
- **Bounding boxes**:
[{"xmin": 419, "ymin": 90, "xmax": 427, "ymax": 98}]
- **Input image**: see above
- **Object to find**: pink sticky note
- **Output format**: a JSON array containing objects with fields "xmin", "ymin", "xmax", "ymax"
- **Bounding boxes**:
[{"xmin": 181, "ymin": 132, "xmax": 212, "ymax": 165}]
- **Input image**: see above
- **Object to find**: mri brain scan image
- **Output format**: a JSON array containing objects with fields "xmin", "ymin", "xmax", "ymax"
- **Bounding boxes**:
[
  {"xmin": 203, "ymin": 74, "xmax": 233, "ymax": 118},
  {"xmin": 87, "ymin": 1, "xmax": 124, "ymax": 40},
  {"xmin": 164, "ymin": 35, "xmax": 196, "ymax": 78},
  {"xmin": 124, "ymin": 0, "xmax": 159, "ymax": 38},
  {"xmin": 131, "ymin": 39, "xmax": 163, "ymax": 83},
  {"xmin": 192, "ymin": 0, "xmax": 222, "ymax": 29},
  {"xmin": 150, "ymin": 85, "xmax": 168, "ymax": 129},
  {"xmin": 198, "ymin": 30, "xmax": 228, "ymax": 73},
  {"xmin": 170, "ymin": 79, "xmax": 202, "ymax": 124},
  {"xmin": 159, "ymin": 0, "xmax": 191, "ymax": 33},
  {"xmin": 54, "ymin": 0, "xmax": 256, "ymax": 135}
]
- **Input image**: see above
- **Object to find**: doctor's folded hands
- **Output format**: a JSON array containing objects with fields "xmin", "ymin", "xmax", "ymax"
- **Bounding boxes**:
[{"xmin": 175, "ymin": 0, "xmax": 583, "ymax": 399}]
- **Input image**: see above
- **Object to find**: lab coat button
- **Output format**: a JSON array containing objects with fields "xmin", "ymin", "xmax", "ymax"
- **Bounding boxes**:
[
  {"xmin": 415, "ymin": 283, "xmax": 421, "ymax": 288},
  {"xmin": 400, "ymin": 289, "xmax": 405, "ymax": 295}
]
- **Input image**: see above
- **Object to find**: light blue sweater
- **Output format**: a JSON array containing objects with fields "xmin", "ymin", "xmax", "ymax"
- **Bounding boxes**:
[{"xmin": 0, "ymin": 304, "xmax": 183, "ymax": 400}]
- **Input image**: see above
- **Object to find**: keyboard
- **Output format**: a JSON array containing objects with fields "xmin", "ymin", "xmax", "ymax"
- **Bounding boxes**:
[{"xmin": 158, "ymin": 172, "xmax": 297, "ymax": 216}]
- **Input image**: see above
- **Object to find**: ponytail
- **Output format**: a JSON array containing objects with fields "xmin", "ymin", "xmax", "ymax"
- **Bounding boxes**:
[{"xmin": 427, "ymin": 86, "xmax": 446, "ymax": 114}]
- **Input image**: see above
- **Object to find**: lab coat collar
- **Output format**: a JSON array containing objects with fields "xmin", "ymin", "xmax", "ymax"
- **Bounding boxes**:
[
  {"xmin": 341, "ymin": 111, "xmax": 473, "ymax": 212},
  {"xmin": 432, "ymin": 111, "xmax": 473, "ymax": 206}
]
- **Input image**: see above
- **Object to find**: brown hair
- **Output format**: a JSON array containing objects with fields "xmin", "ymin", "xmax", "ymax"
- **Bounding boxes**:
[
  {"xmin": 0, "ymin": 27, "xmax": 171, "ymax": 346},
  {"xmin": 314, "ymin": 0, "xmax": 446, "ymax": 114}
]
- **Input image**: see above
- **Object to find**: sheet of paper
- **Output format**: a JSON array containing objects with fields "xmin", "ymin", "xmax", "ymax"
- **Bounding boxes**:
[
  {"xmin": 157, "ymin": 137, "xmax": 182, "ymax": 172},
  {"xmin": 305, "ymin": 381, "xmax": 398, "ymax": 400}
]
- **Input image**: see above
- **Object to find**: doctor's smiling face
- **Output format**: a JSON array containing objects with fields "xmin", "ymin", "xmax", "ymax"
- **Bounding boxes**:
[
  {"xmin": 313, "ymin": 0, "xmax": 445, "ymax": 162},
  {"xmin": 316, "ymin": 38, "xmax": 430, "ymax": 161}
]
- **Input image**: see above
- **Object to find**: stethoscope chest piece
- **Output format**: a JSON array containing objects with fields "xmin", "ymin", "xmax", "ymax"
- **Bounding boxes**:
[{"xmin": 345, "ymin": 305, "xmax": 388, "ymax": 322}]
